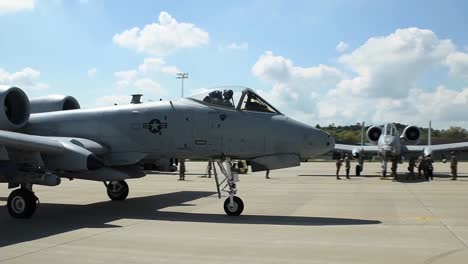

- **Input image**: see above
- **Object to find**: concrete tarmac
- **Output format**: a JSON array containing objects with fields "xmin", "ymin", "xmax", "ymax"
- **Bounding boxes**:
[{"xmin": 1, "ymin": 161, "xmax": 468, "ymax": 263}]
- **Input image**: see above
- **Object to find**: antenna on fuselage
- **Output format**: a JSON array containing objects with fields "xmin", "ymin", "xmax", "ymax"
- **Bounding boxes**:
[{"xmin": 428, "ymin": 120, "xmax": 432, "ymax": 146}]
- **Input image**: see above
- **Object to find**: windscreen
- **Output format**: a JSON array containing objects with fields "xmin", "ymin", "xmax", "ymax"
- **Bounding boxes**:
[
  {"xmin": 239, "ymin": 91, "xmax": 279, "ymax": 114},
  {"xmin": 383, "ymin": 123, "xmax": 398, "ymax": 136}
]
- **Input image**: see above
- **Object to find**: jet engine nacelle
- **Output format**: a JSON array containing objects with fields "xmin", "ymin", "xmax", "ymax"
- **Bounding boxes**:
[
  {"xmin": 401, "ymin": 125, "xmax": 421, "ymax": 145},
  {"xmin": 0, "ymin": 86, "xmax": 30, "ymax": 131},
  {"xmin": 29, "ymin": 95, "xmax": 80, "ymax": 114},
  {"xmin": 366, "ymin": 126, "xmax": 382, "ymax": 145}
]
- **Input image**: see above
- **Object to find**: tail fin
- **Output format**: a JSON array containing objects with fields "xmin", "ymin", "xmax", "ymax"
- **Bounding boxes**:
[
  {"xmin": 361, "ymin": 121, "xmax": 365, "ymax": 147},
  {"xmin": 428, "ymin": 120, "xmax": 432, "ymax": 146}
]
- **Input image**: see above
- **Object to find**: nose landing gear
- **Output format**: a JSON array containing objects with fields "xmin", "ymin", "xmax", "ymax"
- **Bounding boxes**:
[{"xmin": 213, "ymin": 157, "xmax": 244, "ymax": 216}]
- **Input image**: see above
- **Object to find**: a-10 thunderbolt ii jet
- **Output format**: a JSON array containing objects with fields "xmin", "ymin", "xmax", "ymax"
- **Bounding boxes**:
[
  {"xmin": 0, "ymin": 86, "xmax": 334, "ymax": 218},
  {"xmin": 335, "ymin": 122, "xmax": 468, "ymax": 177}
]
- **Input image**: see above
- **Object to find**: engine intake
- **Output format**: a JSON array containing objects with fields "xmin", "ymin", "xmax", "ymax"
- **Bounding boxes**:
[
  {"xmin": 0, "ymin": 86, "xmax": 30, "ymax": 131},
  {"xmin": 401, "ymin": 125, "xmax": 421, "ymax": 145},
  {"xmin": 30, "ymin": 95, "xmax": 80, "ymax": 114},
  {"xmin": 366, "ymin": 126, "xmax": 382, "ymax": 145}
]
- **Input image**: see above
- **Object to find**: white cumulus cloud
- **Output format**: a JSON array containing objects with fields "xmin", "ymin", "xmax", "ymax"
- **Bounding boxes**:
[
  {"xmin": 252, "ymin": 51, "xmax": 344, "ymax": 113},
  {"xmin": 446, "ymin": 51, "xmax": 468, "ymax": 79},
  {"xmin": 111, "ymin": 57, "xmax": 180, "ymax": 103},
  {"xmin": 113, "ymin": 11, "xmax": 209, "ymax": 55},
  {"xmin": 0, "ymin": 0, "xmax": 34, "ymax": 14},
  {"xmin": 0, "ymin": 67, "xmax": 48, "ymax": 91},
  {"xmin": 137, "ymin": 57, "xmax": 180, "ymax": 75},
  {"xmin": 336, "ymin": 27, "xmax": 455, "ymax": 98},
  {"xmin": 252, "ymin": 27, "xmax": 468, "ymax": 128},
  {"xmin": 335, "ymin": 41, "xmax": 349, "ymax": 53}
]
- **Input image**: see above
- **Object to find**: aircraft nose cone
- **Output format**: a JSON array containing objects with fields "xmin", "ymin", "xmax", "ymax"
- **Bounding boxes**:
[
  {"xmin": 301, "ymin": 128, "xmax": 335, "ymax": 159},
  {"xmin": 324, "ymin": 131, "xmax": 335, "ymax": 152}
]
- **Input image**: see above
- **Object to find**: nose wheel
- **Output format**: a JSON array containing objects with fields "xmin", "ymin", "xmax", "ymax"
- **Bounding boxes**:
[
  {"xmin": 223, "ymin": 196, "xmax": 244, "ymax": 216},
  {"xmin": 105, "ymin": 180, "xmax": 129, "ymax": 201},
  {"xmin": 213, "ymin": 158, "xmax": 245, "ymax": 216},
  {"xmin": 7, "ymin": 188, "xmax": 38, "ymax": 219}
]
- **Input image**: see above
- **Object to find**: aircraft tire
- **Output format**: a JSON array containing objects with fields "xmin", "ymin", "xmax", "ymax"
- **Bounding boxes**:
[
  {"xmin": 107, "ymin": 180, "xmax": 129, "ymax": 201},
  {"xmin": 223, "ymin": 196, "xmax": 244, "ymax": 216},
  {"xmin": 7, "ymin": 189, "xmax": 37, "ymax": 219},
  {"xmin": 356, "ymin": 165, "xmax": 361, "ymax": 176}
]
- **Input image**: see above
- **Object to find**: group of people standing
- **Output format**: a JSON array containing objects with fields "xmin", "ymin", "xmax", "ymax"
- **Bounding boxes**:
[
  {"xmin": 335, "ymin": 154, "xmax": 351, "ymax": 180},
  {"xmin": 336, "ymin": 151, "xmax": 459, "ymax": 181},
  {"xmin": 406, "ymin": 155, "xmax": 434, "ymax": 181}
]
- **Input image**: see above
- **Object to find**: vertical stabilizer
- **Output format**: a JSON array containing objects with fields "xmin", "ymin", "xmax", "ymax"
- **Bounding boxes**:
[{"xmin": 428, "ymin": 120, "xmax": 432, "ymax": 146}]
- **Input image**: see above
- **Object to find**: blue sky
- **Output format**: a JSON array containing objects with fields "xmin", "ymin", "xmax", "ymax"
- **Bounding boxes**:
[{"xmin": 1, "ymin": 0, "xmax": 468, "ymax": 128}]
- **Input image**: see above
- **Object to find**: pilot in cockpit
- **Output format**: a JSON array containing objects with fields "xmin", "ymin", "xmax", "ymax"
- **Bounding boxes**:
[
  {"xmin": 203, "ymin": 89, "xmax": 234, "ymax": 107},
  {"xmin": 222, "ymin": 89, "xmax": 234, "ymax": 107}
]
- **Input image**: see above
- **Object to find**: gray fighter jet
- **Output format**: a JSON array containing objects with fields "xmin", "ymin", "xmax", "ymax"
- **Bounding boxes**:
[
  {"xmin": 335, "ymin": 122, "xmax": 468, "ymax": 176},
  {"xmin": 0, "ymin": 86, "xmax": 334, "ymax": 218}
]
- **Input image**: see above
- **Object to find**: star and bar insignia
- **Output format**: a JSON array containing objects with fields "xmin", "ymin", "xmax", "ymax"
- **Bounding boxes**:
[{"xmin": 143, "ymin": 119, "xmax": 168, "ymax": 135}]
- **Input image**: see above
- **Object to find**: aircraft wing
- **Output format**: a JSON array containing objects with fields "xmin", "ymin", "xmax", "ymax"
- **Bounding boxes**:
[
  {"xmin": 0, "ymin": 130, "xmax": 107, "ymax": 155},
  {"xmin": 403, "ymin": 142, "xmax": 468, "ymax": 153},
  {"xmin": 334, "ymin": 144, "xmax": 380, "ymax": 153},
  {"xmin": 0, "ymin": 130, "xmax": 108, "ymax": 171}
]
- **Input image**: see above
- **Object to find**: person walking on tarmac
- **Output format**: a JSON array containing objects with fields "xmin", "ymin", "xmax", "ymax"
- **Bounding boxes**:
[
  {"xmin": 425, "ymin": 155, "xmax": 434, "ymax": 181},
  {"xmin": 450, "ymin": 151, "xmax": 458, "ymax": 180},
  {"xmin": 407, "ymin": 157, "xmax": 416, "ymax": 181},
  {"xmin": 179, "ymin": 159, "xmax": 186, "ymax": 181},
  {"xmin": 390, "ymin": 156, "xmax": 399, "ymax": 181},
  {"xmin": 416, "ymin": 155, "xmax": 424, "ymax": 179},
  {"xmin": 344, "ymin": 154, "xmax": 351, "ymax": 179},
  {"xmin": 202, "ymin": 160, "xmax": 213, "ymax": 178},
  {"xmin": 336, "ymin": 156, "xmax": 343, "ymax": 180}
]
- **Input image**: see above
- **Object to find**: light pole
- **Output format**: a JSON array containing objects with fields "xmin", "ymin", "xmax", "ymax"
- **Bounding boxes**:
[{"xmin": 176, "ymin": 73, "xmax": 188, "ymax": 97}]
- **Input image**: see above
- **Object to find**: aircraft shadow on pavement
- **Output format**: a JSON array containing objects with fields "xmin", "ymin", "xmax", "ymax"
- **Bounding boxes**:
[
  {"xmin": 153, "ymin": 212, "xmax": 381, "ymax": 226},
  {"xmin": 0, "ymin": 191, "xmax": 381, "ymax": 248}
]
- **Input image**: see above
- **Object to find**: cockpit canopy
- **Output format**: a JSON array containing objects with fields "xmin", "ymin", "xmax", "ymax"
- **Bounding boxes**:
[
  {"xmin": 188, "ymin": 86, "xmax": 281, "ymax": 114},
  {"xmin": 383, "ymin": 123, "xmax": 398, "ymax": 136}
]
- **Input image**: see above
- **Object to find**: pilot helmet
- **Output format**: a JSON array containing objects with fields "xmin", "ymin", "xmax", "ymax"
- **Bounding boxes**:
[{"xmin": 223, "ymin": 89, "xmax": 234, "ymax": 99}]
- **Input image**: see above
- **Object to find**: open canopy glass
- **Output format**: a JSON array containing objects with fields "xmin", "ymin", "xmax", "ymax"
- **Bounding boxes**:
[{"xmin": 188, "ymin": 86, "xmax": 282, "ymax": 114}]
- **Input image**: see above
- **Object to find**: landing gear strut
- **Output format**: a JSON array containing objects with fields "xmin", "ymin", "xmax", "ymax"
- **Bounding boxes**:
[
  {"xmin": 213, "ymin": 157, "xmax": 244, "ymax": 216},
  {"xmin": 7, "ymin": 185, "xmax": 39, "ymax": 219},
  {"xmin": 105, "ymin": 180, "xmax": 129, "ymax": 201}
]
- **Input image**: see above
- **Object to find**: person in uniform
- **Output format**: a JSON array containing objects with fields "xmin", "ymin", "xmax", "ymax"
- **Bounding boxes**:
[
  {"xmin": 336, "ymin": 157, "xmax": 343, "ymax": 180},
  {"xmin": 416, "ymin": 155, "xmax": 424, "ymax": 179},
  {"xmin": 407, "ymin": 157, "xmax": 416, "ymax": 181},
  {"xmin": 179, "ymin": 159, "xmax": 186, "ymax": 181},
  {"xmin": 450, "ymin": 151, "xmax": 458, "ymax": 180},
  {"xmin": 202, "ymin": 160, "xmax": 213, "ymax": 178},
  {"xmin": 425, "ymin": 155, "xmax": 434, "ymax": 181},
  {"xmin": 390, "ymin": 156, "xmax": 399, "ymax": 180},
  {"xmin": 344, "ymin": 154, "xmax": 351, "ymax": 179}
]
